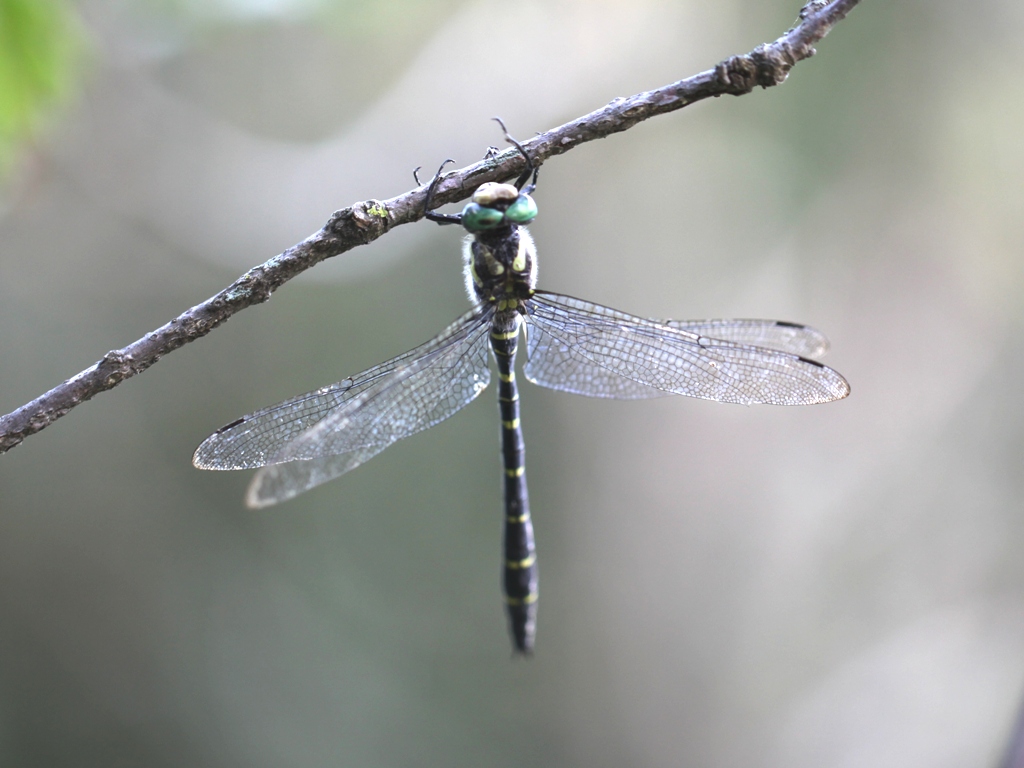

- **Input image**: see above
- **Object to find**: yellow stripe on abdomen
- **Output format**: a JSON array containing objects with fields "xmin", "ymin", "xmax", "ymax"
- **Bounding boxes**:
[
  {"xmin": 505, "ymin": 553, "xmax": 537, "ymax": 570},
  {"xmin": 503, "ymin": 591, "xmax": 539, "ymax": 607}
]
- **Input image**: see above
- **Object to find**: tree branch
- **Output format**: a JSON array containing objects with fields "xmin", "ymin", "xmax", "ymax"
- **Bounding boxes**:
[{"xmin": 0, "ymin": 0, "xmax": 860, "ymax": 454}]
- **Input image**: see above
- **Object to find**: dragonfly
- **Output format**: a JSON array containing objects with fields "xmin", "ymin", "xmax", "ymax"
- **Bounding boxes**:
[{"xmin": 193, "ymin": 127, "xmax": 850, "ymax": 654}]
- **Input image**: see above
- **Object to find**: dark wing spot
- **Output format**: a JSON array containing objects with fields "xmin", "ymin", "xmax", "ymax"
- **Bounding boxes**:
[
  {"xmin": 216, "ymin": 417, "xmax": 246, "ymax": 433},
  {"xmin": 798, "ymin": 356, "xmax": 825, "ymax": 368},
  {"xmin": 775, "ymin": 320, "xmax": 806, "ymax": 329}
]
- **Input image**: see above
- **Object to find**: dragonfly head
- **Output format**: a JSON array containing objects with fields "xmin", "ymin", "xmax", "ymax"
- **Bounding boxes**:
[{"xmin": 460, "ymin": 182, "xmax": 538, "ymax": 234}]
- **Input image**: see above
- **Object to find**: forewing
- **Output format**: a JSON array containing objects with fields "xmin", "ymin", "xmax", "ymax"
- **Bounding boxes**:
[
  {"xmin": 193, "ymin": 359, "xmax": 418, "ymax": 471},
  {"xmin": 247, "ymin": 312, "xmax": 492, "ymax": 507},
  {"xmin": 193, "ymin": 307, "xmax": 493, "ymax": 504},
  {"xmin": 524, "ymin": 292, "xmax": 849, "ymax": 405},
  {"xmin": 663, "ymin": 319, "xmax": 830, "ymax": 359}
]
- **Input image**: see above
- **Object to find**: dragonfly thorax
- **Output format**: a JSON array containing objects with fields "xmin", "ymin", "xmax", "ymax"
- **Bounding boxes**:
[{"xmin": 463, "ymin": 226, "xmax": 537, "ymax": 308}]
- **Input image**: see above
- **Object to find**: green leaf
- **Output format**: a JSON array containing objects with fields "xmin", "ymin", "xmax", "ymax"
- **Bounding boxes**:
[{"xmin": 0, "ymin": 0, "xmax": 83, "ymax": 178}]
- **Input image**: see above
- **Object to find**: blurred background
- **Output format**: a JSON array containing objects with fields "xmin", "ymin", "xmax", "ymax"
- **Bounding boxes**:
[{"xmin": 2, "ymin": 0, "xmax": 1023, "ymax": 765}]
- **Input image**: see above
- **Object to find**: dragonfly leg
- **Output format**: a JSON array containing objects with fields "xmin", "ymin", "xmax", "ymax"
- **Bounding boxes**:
[
  {"xmin": 492, "ymin": 117, "xmax": 538, "ymax": 193},
  {"xmin": 422, "ymin": 158, "xmax": 463, "ymax": 225}
]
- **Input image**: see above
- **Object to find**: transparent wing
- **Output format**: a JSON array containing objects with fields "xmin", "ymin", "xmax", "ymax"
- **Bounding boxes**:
[
  {"xmin": 662, "ymin": 319, "xmax": 830, "ymax": 359},
  {"xmin": 193, "ymin": 307, "xmax": 493, "ymax": 506},
  {"xmin": 523, "ymin": 292, "xmax": 849, "ymax": 404}
]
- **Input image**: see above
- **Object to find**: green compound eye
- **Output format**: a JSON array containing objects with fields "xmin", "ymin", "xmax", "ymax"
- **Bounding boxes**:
[
  {"xmin": 461, "ymin": 203, "xmax": 505, "ymax": 232},
  {"xmin": 504, "ymin": 194, "xmax": 538, "ymax": 224}
]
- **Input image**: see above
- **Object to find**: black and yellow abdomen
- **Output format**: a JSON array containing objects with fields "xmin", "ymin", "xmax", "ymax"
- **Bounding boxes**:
[{"xmin": 490, "ymin": 314, "xmax": 537, "ymax": 653}]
